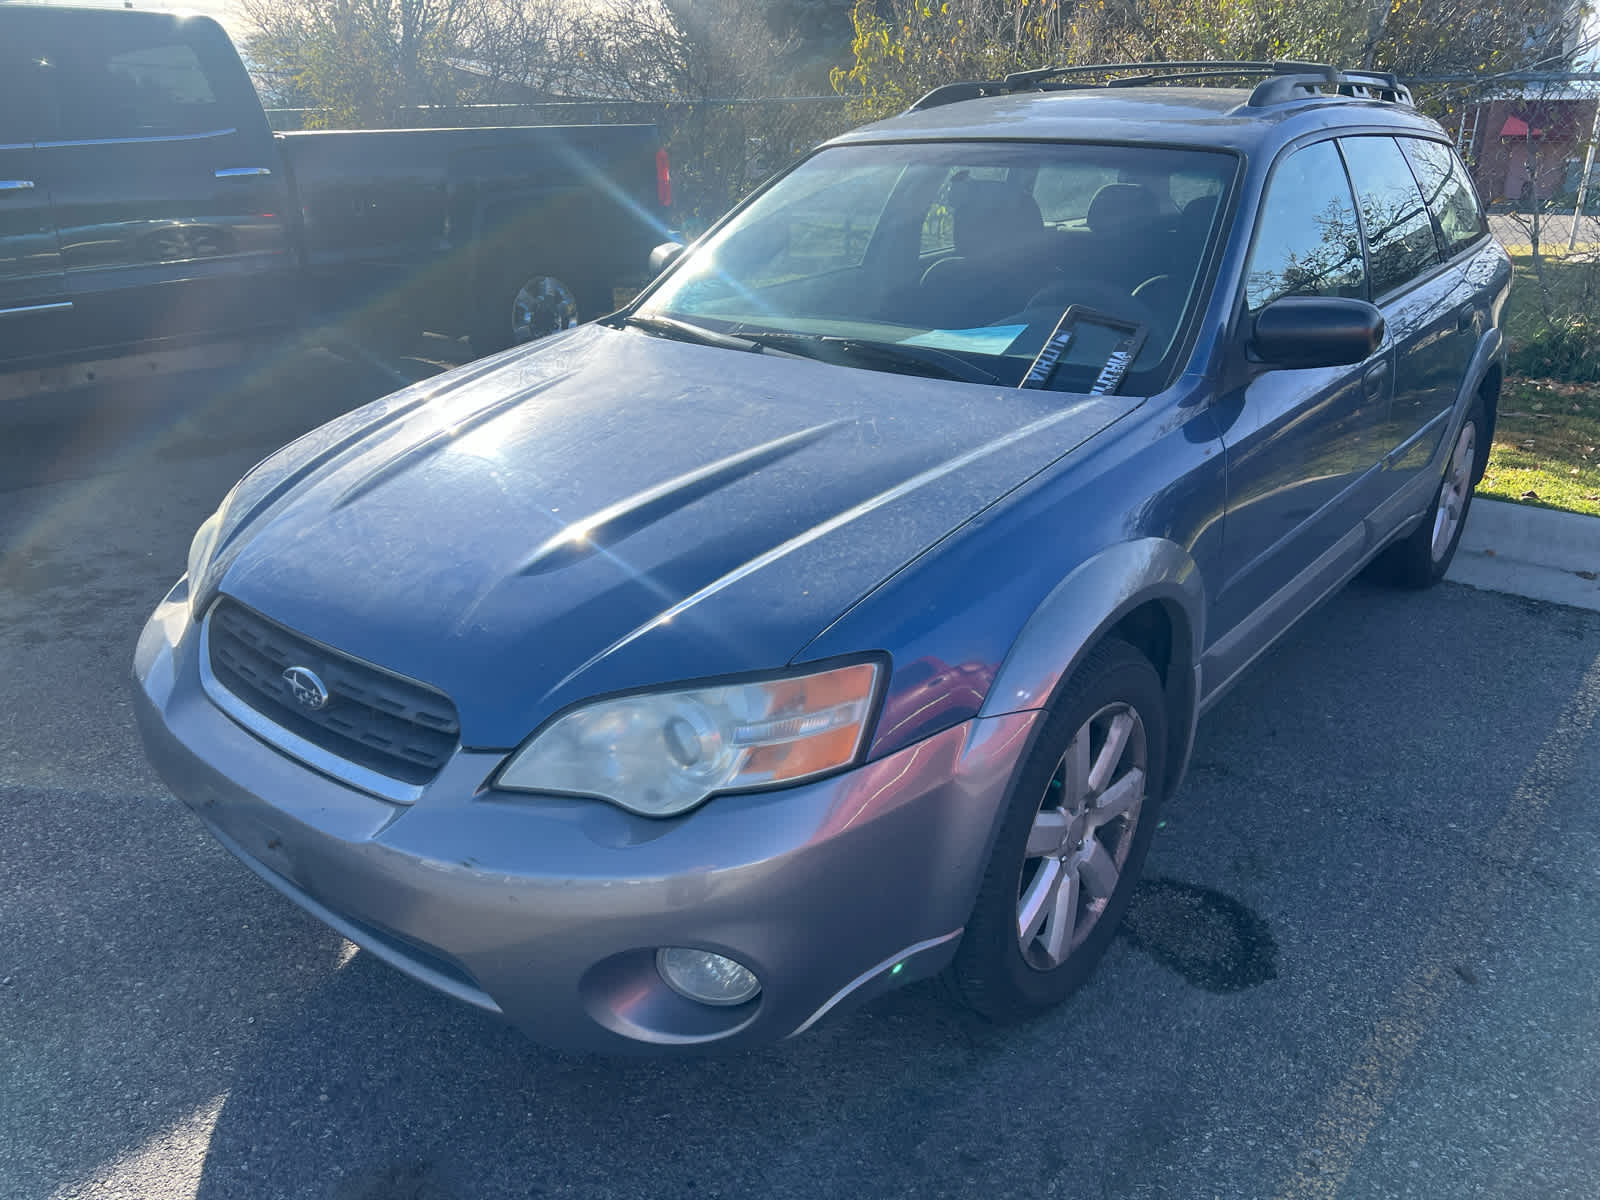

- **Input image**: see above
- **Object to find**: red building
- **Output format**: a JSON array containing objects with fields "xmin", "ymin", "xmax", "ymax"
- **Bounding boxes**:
[{"xmin": 1455, "ymin": 89, "xmax": 1600, "ymax": 206}]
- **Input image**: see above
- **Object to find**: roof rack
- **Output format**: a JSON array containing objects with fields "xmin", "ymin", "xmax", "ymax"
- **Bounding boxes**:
[{"xmin": 907, "ymin": 60, "xmax": 1414, "ymax": 112}]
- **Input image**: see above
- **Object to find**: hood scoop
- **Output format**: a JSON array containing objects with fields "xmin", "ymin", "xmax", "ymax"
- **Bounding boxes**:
[{"xmin": 517, "ymin": 421, "xmax": 841, "ymax": 576}]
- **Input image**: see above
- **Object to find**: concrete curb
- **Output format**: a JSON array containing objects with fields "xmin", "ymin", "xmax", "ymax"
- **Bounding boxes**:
[
  {"xmin": 1448, "ymin": 497, "xmax": 1600, "ymax": 611},
  {"xmin": 1457, "ymin": 498, "xmax": 1600, "ymax": 575}
]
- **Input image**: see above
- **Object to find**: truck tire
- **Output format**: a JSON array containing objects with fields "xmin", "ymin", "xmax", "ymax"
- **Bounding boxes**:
[{"xmin": 470, "ymin": 269, "xmax": 583, "ymax": 357}]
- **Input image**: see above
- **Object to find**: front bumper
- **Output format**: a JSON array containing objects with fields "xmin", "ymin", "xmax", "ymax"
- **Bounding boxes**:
[{"xmin": 133, "ymin": 584, "xmax": 1039, "ymax": 1052}]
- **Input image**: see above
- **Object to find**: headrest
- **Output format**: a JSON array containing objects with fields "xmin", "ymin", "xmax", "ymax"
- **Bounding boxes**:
[
  {"xmin": 949, "ymin": 177, "xmax": 1044, "ymax": 257},
  {"xmin": 1086, "ymin": 183, "xmax": 1161, "ymax": 236}
]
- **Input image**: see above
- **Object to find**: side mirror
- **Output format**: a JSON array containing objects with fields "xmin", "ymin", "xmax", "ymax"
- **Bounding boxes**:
[
  {"xmin": 1250, "ymin": 296, "xmax": 1385, "ymax": 369},
  {"xmin": 649, "ymin": 240, "xmax": 686, "ymax": 277}
]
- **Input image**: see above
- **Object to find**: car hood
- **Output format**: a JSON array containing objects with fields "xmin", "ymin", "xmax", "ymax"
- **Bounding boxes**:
[{"xmin": 209, "ymin": 324, "xmax": 1133, "ymax": 746}]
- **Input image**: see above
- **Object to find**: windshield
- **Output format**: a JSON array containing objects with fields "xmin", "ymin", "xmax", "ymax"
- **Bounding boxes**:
[{"xmin": 636, "ymin": 141, "xmax": 1236, "ymax": 393}]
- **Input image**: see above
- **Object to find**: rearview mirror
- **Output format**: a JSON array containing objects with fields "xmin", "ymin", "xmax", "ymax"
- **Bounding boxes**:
[
  {"xmin": 649, "ymin": 241, "xmax": 686, "ymax": 276},
  {"xmin": 1250, "ymin": 296, "xmax": 1385, "ymax": 369}
]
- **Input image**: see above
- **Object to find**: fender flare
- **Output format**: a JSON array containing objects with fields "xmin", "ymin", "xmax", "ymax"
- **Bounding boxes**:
[
  {"xmin": 1449, "ymin": 327, "xmax": 1504, "ymax": 475},
  {"xmin": 979, "ymin": 536, "xmax": 1208, "ymax": 801}
]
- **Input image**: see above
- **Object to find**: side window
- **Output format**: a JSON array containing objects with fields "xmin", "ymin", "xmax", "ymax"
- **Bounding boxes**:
[
  {"xmin": 1401, "ymin": 137, "xmax": 1489, "ymax": 258},
  {"xmin": 1244, "ymin": 140, "xmax": 1366, "ymax": 311},
  {"xmin": 46, "ymin": 20, "xmax": 236, "ymax": 142},
  {"xmin": 1338, "ymin": 136, "xmax": 1443, "ymax": 296},
  {"xmin": 1170, "ymin": 169, "xmax": 1224, "ymax": 210}
]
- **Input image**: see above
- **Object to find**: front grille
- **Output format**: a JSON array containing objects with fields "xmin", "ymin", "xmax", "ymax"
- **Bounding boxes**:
[{"xmin": 206, "ymin": 598, "xmax": 460, "ymax": 786}]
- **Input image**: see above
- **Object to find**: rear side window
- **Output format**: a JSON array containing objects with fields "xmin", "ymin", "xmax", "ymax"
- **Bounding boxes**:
[
  {"xmin": 1032, "ymin": 163, "xmax": 1121, "ymax": 223},
  {"xmin": 42, "ymin": 17, "xmax": 240, "ymax": 141},
  {"xmin": 1337, "ymin": 136, "xmax": 1443, "ymax": 297},
  {"xmin": 718, "ymin": 161, "xmax": 901, "ymax": 289},
  {"xmin": 1244, "ymin": 140, "xmax": 1366, "ymax": 311},
  {"xmin": 1401, "ymin": 137, "xmax": 1489, "ymax": 258}
]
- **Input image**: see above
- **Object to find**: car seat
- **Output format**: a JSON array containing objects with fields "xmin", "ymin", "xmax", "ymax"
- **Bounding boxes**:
[{"xmin": 916, "ymin": 178, "xmax": 1048, "ymax": 328}]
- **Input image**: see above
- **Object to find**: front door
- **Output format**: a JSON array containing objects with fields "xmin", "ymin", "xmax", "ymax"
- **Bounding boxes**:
[
  {"xmin": 30, "ymin": 10, "xmax": 294, "ymax": 356},
  {"xmin": 0, "ymin": 36, "xmax": 70, "ymax": 360},
  {"xmin": 1206, "ymin": 137, "xmax": 1390, "ymax": 688}
]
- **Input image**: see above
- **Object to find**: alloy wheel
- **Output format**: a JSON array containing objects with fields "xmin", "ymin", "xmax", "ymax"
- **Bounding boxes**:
[
  {"xmin": 1016, "ymin": 701, "xmax": 1148, "ymax": 970},
  {"xmin": 1431, "ymin": 419, "xmax": 1478, "ymax": 563}
]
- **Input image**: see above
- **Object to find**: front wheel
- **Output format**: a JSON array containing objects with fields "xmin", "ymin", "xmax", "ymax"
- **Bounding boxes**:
[
  {"xmin": 945, "ymin": 638, "xmax": 1167, "ymax": 1023},
  {"xmin": 1374, "ymin": 397, "xmax": 1483, "ymax": 589}
]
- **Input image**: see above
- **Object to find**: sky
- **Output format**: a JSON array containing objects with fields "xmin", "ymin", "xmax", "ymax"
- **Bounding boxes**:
[
  {"xmin": 3, "ymin": 0, "xmax": 247, "ymax": 41},
  {"xmin": 173, "ymin": 0, "xmax": 242, "ymax": 38}
]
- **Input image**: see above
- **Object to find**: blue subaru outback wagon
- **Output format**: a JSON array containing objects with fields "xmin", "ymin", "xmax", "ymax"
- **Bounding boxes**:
[{"xmin": 135, "ymin": 63, "xmax": 1511, "ymax": 1052}]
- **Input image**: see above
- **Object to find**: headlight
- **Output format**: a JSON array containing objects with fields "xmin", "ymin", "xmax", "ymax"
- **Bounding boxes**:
[
  {"xmin": 494, "ymin": 660, "xmax": 882, "ymax": 817},
  {"xmin": 186, "ymin": 510, "xmax": 222, "ymax": 602}
]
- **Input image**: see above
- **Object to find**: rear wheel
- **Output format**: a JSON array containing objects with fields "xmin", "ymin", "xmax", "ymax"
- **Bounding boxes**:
[
  {"xmin": 470, "ymin": 268, "xmax": 582, "ymax": 357},
  {"xmin": 1374, "ymin": 396, "xmax": 1484, "ymax": 589},
  {"xmin": 945, "ymin": 638, "xmax": 1167, "ymax": 1022}
]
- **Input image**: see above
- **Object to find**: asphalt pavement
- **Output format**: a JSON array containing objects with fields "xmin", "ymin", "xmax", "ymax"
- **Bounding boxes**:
[
  {"xmin": 1487, "ymin": 211, "xmax": 1600, "ymax": 252},
  {"xmin": 2, "ymin": 341, "xmax": 1598, "ymax": 1200}
]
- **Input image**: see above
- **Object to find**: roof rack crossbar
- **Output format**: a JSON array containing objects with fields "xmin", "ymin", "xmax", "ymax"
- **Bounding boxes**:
[
  {"xmin": 1246, "ymin": 69, "xmax": 1412, "ymax": 108},
  {"xmin": 906, "ymin": 59, "xmax": 1414, "ymax": 113}
]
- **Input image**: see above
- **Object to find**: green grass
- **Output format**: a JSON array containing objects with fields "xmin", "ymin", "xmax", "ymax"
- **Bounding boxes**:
[
  {"xmin": 1481, "ymin": 378, "xmax": 1600, "ymax": 517},
  {"xmin": 1476, "ymin": 254, "xmax": 1600, "ymax": 517},
  {"xmin": 1500, "ymin": 251, "xmax": 1594, "ymax": 356}
]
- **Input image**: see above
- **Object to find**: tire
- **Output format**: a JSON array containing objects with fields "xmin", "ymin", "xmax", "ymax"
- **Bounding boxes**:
[
  {"xmin": 1373, "ymin": 395, "xmax": 1485, "ymax": 589},
  {"xmin": 945, "ymin": 637, "xmax": 1168, "ymax": 1023},
  {"xmin": 469, "ymin": 268, "xmax": 584, "ymax": 357}
]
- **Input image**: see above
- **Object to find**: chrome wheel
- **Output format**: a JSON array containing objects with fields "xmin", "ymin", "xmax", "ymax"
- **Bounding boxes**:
[
  {"xmin": 510, "ymin": 275, "xmax": 578, "ymax": 344},
  {"xmin": 1431, "ymin": 419, "xmax": 1477, "ymax": 563},
  {"xmin": 1016, "ymin": 701, "xmax": 1147, "ymax": 970}
]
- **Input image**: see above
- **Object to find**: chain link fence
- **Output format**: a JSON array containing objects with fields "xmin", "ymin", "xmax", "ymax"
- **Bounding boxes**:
[
  {"xmin": 269, "ymin": 75, "xmax": 1599, "ymax": 378},
  {"xmin": 266, "ymin": 97, "xmax": 854, "ymax": 231}
]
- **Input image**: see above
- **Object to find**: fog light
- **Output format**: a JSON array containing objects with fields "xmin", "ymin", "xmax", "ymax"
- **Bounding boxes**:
[{"xmin": 656, "ymin": 947, "xmax": 760, "ymax": 1006}]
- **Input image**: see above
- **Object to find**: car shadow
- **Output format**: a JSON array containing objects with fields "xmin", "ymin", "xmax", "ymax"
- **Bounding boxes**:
[{"xmin": 186, "ymin": 929, "xmax": 1190, "ymax": 1200}]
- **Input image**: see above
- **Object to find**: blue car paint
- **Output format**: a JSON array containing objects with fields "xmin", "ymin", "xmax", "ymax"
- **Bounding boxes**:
[
  {"xmin": 134, "ymin": 83, "xmax": 1513, "ymax": 1052},
  {"xmin": 206, "ymin": 324, "xmax": 1142, "ymax": 751}
]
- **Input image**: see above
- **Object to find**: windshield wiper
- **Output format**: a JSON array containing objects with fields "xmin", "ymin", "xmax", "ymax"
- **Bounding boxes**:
[
  {"xmin": 732, "ymin": 331, "xmax": 999, "ymax": 385},
  {"xmin": 622, "ymin": 314, "xmax": 763, "ymax": 354}
]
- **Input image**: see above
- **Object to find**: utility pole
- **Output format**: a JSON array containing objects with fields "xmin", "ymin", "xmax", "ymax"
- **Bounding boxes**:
[{"xmin": 1568, "ymin": 95, "xmax": 1599, "ymax": 254}]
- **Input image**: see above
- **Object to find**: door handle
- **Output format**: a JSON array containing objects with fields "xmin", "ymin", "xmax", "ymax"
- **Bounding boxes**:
[
  {"xmin": 0, "ymin": 179, "xmax": 36, "ymax": 193},
  {"xmin": 215, "ymin": 166, "xmax": 272, "ymax": 178},
  {"xmin": 1363, "ymin": 360, "xmax": 1391, "ymax": 401}
]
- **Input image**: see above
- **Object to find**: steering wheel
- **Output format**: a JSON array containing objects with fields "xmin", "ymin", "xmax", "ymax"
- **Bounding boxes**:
[{"xmin": 1017, "ymin": 279, "xmax": 1159, "ymax": 330}]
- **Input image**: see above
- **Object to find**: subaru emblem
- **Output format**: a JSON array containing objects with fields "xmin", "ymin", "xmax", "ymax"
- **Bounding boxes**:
[{"xmin": 282, "ymin": 665, "xmax": 331, "ymax": 711}]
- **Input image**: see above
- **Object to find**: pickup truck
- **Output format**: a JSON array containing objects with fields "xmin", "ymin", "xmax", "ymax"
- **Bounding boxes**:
[{"xmin": 0, "ymin": 5, "xmax": 671, "ymax": 367}]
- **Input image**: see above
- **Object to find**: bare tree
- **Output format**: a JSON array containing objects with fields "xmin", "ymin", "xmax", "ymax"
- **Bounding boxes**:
[{"xmin": 568, "ymin": 0, "xmax": 844, "ymax": 223}]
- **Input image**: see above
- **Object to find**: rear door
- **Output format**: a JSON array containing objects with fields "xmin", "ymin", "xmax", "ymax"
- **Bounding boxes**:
[
  {"xmin": 1337, "ymin": 135, "xmax": 1468, "ymax": 501},
  {"xmin": 0, "ymin": 31, "xmax": 71, "ymax": 357},
  {"xmin": 1391, "ymin": 136, "xmax": 1493, "ymax": 484},
  {"xmin": 31, "ymin": 10, "xmax": 294, "ymax": 353}
]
